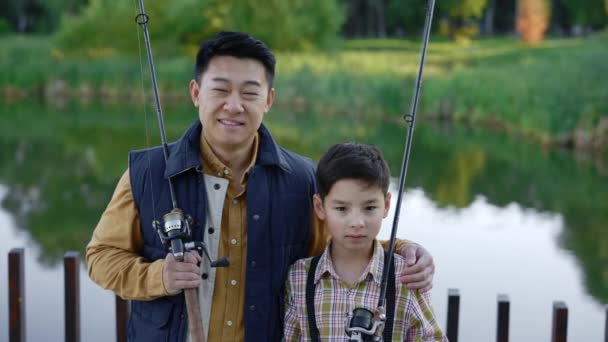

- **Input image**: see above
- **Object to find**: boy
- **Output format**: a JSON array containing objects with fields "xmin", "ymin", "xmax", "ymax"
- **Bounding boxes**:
[{"xmin": 284, "ymin": 143, "xmax": 446, "ymax": 341}]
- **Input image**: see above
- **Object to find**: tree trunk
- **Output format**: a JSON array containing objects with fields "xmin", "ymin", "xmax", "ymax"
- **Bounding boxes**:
[
  {"xmin": 483, "ymin": 0, "xmax": 496, "ymax": 36},
  {"xmin": 376, "ymin": 0, "xmax": 386, "ymax": 38},
  {"xmin": 367, "ymin": 0, "xmax": 375, "ymax": 37}
]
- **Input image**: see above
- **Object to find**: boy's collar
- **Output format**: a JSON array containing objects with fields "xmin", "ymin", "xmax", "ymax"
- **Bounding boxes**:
[{"xmin": 314, "ymin": 240, "xmax": 385, "ymax": 286}]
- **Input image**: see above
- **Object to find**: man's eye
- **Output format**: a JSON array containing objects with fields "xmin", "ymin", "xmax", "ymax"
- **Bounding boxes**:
[
  {"xmin": 365, "ymin": 206, "xmax": 378, "ymax": 211},
  {"xmin": 213, "ymin": 88, "xmax": 228, "ymax": 93},
  {"xmin": 243, "ymin": 92, "xmax": 259, "ymax": 97}
]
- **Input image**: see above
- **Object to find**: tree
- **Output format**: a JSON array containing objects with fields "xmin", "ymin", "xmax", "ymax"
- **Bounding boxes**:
[
  {"xmin": 516, "ymin": 0, "xmax": 551, "ymax": 45},
  {"xmin": 385, "ymin": 0, "xmax": 428, "ymax": 36},
  {"xmin": 561, "ymin": 0, "xmax": 608, "ymax": 30},
  {"xmin": 437, "ymin": 0, "xmax": 488, "ymax": 41},
  {"xmin": 54, "ymin": 0, "xmax": 343, "ymax": 54},
  {"xmin": 0, "ymin": 0, "xmax": 88, "ymax": 33},
  {"xmin": 340, "ymin": 0, "xmax": 388, "ymax": 37}
]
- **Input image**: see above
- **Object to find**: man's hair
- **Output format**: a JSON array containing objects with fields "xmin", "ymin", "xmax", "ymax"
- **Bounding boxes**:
[
  {"xmin": 194, "ymin": 31, "xmax": 276, "ymax": 88},
  {"xmin": 316, "ymin": 142, "xmax": 390, "ymax": 199}
]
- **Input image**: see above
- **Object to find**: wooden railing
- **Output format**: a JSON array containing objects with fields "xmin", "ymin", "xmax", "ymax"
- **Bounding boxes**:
[{"xmin": 7, "ymin": 248, "xmax": 608, "ymax": 342}]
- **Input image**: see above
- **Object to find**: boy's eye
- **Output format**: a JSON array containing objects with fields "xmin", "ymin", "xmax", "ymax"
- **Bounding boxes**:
[
  {"xmin": 213, "ymin": 88, "xmax": 228, "ymax": 93},
  {"xmin": 243, "ymin": 92, "xmax": 259, "ymax": 97},
  {"xmin": 365, "ymin": 206, "xmax": 378, "ymax": 211},
  {"xmin": 334, "ymin": 206, "xmax": 346, "ymax": 212}
]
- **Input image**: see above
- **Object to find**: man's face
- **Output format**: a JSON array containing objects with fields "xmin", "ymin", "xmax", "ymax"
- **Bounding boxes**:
[{"xmin": 189, "ymin": 56, "xmax": 275, "ymax": 152}]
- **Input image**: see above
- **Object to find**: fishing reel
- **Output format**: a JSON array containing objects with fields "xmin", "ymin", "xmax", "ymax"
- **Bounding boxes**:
[
  {"xmin": 153, "ymin": 208, "xmax": 229, "ymax": 267},
  {"xmin": 345, "ymin": 307, "xmax": 386, "ymax": 342}
]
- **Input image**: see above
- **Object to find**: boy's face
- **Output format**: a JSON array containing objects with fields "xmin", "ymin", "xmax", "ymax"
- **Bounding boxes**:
[{"xmin": 314, "ymin": 179, "xmax": 391, "ymax": 255}]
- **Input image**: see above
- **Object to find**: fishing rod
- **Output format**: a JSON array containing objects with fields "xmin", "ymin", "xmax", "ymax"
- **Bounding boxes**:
[
  {"xmin": 345, "ymin": 0, "xmax": 436, "ymax": 340},
  {"xmin": 134, "ymin": 2, "xmax": 228, "ymax": 342}
]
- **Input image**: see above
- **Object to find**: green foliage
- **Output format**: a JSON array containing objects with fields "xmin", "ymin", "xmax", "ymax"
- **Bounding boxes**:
[
  {"xmin": 442, "ymin": 0, "xmax": 488, "ymax": 18},
  {"xmin": 437, "ymin": 0, "xmax": 488, "ymax": 40},
  {"xmin": 385, "ymin": 0, "xmax": 428, "ymax": 35},
  {"xmin": 562, "ymin": 0, "xmax": 608, "ymax": 27},
  {"xmin": 0, "ymin": 36, "xmax": 52, "ymax": 88},
  {"xmin": 54, "ymin": 0, "xmax": 344, "ymax": 54},
  {"xmin": 421, "ymin": 35, "xmax": 608, "ymax": 137},
  {"xmin": 2, "ymin": 33, "xmax": 607, "ymax": 148},
  {"xmin": 0, "ymin": 18, "xmax": 11, "ymax": 35},
  {"xmin": 0, "ymin": 0, "xmax": 88, "ymax": 33}
]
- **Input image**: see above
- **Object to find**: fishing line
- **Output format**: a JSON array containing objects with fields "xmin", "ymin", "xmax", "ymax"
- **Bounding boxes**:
[{"xmin": 133, "ymin": 0, "xmax": 157, "ymax": 221}]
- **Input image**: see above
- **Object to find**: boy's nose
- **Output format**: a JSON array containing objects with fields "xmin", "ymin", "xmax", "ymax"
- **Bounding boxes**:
[{"xmin": 348, "ymin": 214, "xmax": 365, "ymax": 228}]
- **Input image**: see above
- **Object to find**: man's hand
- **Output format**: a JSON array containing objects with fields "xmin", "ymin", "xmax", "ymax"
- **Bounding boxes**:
[
  {"xmin": 162, "ymin": 251, "xmax": 202, "ymax": 295},
  {"xmin": 398, "ymin": 243, "xmax": 435, "ymax": 292}
]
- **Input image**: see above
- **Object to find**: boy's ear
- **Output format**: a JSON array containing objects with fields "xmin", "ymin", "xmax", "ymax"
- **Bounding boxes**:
[
  {"xmin": 383, "ymin": 192, "xmax": 392, "ymax": 218},
  {"xmin": 313, "ymin": 194, "xmax": 326, "ymax": 220}
]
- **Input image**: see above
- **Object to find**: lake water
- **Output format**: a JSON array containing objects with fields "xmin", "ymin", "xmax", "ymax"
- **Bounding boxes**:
[{"xmin": 0, "ymin": 100, "xmax": 606, "ymax": 341}]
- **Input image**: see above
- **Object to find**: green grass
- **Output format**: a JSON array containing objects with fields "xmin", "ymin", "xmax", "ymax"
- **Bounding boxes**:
[{"xmin": 1, "ymin": 33, "xmax": 607, "ymax": 149}]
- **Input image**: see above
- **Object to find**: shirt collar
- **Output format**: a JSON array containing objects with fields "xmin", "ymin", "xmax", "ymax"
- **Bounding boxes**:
[
  {"xmin": 199, "ymin": 132, "xmax": 259, "ymax": 184},
  {"xmin": 164, "ymin": 120, "xmax": 289, "ymax": 179},
  {"xmin": 314, "ymin": 240, "xmax": 385, "ymax": 286}
]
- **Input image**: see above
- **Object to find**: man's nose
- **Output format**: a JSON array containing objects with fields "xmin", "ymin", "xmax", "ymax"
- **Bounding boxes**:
[{"xmin": 223, "ymin": 94, "xmax": 244, "ymax": 113}]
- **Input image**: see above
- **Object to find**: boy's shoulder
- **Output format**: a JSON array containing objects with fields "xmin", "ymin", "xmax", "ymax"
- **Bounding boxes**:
[
  {"xmin": 286, "ymin": 256, "xmax": 319, "ymax": 293},
  {"xmin": 391, "ymin": 253, "xmax": 410, "ymax": 278},
  {"xmin": 288, "ymin": 256, "xmax": 316, "ymax": 275}
]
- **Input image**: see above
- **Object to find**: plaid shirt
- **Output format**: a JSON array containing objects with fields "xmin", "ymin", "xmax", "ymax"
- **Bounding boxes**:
[{"xmin": 284, "ymin": 240, "xmax": 446, "ymax": 341}]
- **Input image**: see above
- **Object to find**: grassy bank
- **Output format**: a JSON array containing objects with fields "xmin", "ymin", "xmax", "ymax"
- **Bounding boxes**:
[{"xmin": 1, "ymin": 33, "xmax": 607, "ymax": 151}]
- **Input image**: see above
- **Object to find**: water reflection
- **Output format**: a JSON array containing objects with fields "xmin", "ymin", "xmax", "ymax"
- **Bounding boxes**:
[
  {"xmin": 380, "ymin": 188, "xmax": 604, "ymax": 341},
  {"xmin": 1, "ymin": 183, "xmax": 604, "ymax": 341},
  {"xmin": 0, "ymin": 101, "xmax": 606, "ymax": 340},
  {"xmin": 0, "ymin": 185, "xmax": 115, "ymax": 341}
]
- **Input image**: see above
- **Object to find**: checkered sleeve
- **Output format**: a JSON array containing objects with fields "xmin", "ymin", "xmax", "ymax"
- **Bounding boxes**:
[
  {"xmin": 283, "ymin": 263, "xmax": 303, "ymax": 342},
  {"xmin": 406, "ymin": 290, "xmax": 447, "ymax": 341}
]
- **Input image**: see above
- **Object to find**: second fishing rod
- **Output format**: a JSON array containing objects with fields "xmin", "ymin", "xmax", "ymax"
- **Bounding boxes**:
[{"xmin": 345, "ymin": 0, "xmax": 436, "ymax": 341}]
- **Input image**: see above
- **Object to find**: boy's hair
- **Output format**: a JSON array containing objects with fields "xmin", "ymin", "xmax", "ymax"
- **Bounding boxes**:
[
  {"xmin": 194, "ymin": 31, "xmax": 276, "ymax": 88},
  {"xmin": 316, "ymin": 142, "xmax": 390, "ymax": 199}
]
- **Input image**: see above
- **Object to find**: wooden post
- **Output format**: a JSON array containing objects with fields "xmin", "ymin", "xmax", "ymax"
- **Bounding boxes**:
[
  {"xmin": 551, "ymin": 301, "xmax": 568, "ymax": 342},
  {"xmin": 115, "ymin": 296, "xmax": 129, "ymax": 342},
  {"xmin": 64, "ymin": 252, "xmax": 80, "ymax": 342},
  {"xmin": 446, "ymin": 288, "xmax": 460, "ymax": 342},
  {"xmin": 9, "ymin": 248, "xmax": 25, "ymax": 342},
  {"xmin": 496, "ymin": 294, "xmax": 510, "ymax": 342},
  {"xmin": 604, "ymin": 306, "xmax": 607, "ymax": 342}
]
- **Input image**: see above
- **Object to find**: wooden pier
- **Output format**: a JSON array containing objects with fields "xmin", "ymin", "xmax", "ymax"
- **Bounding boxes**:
[{"xmin": 7, "ymin": 248, "xmax": 607, "ymax": 341}]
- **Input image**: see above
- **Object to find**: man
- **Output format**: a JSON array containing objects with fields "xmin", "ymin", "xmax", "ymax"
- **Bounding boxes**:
[{"xmin": 86, "ymin": 31, "xmax": 435, "ymax": 342}]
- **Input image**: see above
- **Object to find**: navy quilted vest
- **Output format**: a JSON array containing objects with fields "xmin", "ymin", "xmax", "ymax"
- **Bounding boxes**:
[{"xmin": 127, "ymin": 119, "xmax": 316, "ymax": 341}]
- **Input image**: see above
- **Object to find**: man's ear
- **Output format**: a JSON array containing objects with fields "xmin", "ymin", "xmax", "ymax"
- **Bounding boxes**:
[
  {"xmin": 189, "ymin": 79, "xmax": 200, "ymax": 107},
  {"xmin": 383, "ymin": 192, "xmax": 392, "ymax": 218},
  {"xmin": 265, "ymin": 87, "xmax": 275, "ymax": 113},
  {"xmin": 313, "ymin": 194, "xmax": 326, "ymax": 220}
]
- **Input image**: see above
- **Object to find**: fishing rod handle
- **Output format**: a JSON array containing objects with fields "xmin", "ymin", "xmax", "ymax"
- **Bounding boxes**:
[{"xmin": 184, "ymin": 288, "xmax": 206, "ymax": 342}]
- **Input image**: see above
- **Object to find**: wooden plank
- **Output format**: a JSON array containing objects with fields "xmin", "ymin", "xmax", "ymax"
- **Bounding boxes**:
[
  {"xmin": 115, "ymin": 296, "xmax": 129, "ymax": 342},
  {"xmin": 9, "ymin": 248, "xmax": 25, "ymax": 342},
  {"xmin": 551, "ymin": 301, "xmax": 568, "ymax": 342},
  {"xmin": 496, "ymin": 294, "xmax": 509, "ymax": 342},
  {"xmin": 446, "ymin": 288, "xmax": 460, "ymax": 342},
  {"xmin": 64, "ymin": 251, "xmax": 80, "ymax": 342}
]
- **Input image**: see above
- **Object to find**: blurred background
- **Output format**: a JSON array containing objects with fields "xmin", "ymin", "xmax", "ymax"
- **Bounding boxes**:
[{"xmin": 0, "ymin": 0, "xmax": 607, "ymax": 341}]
